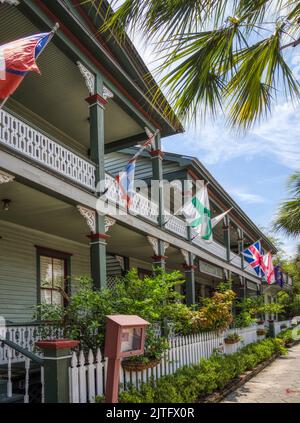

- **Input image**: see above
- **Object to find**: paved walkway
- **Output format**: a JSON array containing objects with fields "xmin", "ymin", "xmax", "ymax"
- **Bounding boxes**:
[{"xmin": 222, "ymin": 343, "xmax": 300, "ymax": 403}]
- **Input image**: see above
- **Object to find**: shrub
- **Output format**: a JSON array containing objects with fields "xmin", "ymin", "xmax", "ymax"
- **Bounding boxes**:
[
  {"xmin": 191, "ymin": 289, "xmax": 236, "ymax": 332},
  {"xmin": 119, "ymin": 338, "xmax": 286, "ymax": 403},
  {"xmin": 277, "ymin": 327, "xmax": 300, "ymax": 346}
]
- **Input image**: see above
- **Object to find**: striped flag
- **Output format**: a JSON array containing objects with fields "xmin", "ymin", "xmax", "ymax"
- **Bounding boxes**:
[
  {"xmin": 116, "ymin": 158, "xmax": 136, "ymax": 207},
  {"xmin": 0, "ymin": 25, "xmax": 58, "ymax": 105},
  {"xmin": 263, "ymin": 252, "xmax": 275, "ymax": 285},
  {"xmin": 115, "ymin": 128, "xmax": 158, "ymax": 207}
]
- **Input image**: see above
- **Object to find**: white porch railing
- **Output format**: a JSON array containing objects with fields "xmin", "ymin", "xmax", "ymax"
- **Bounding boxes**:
[
  {"xmin": 0, "ymin": 324, "xmax": 62, "ymax": 364},
  {"xmin": 104, "ymin": 173, "xmax": 159, "ymax": 223},
  {"xmin": 0, "ymin": 109, "xmax": 96, "ymax": 191},
  {"xmin": 164, "ymin": 212, "xmax": 188, "ymax": 238},
  {"xmin": 69, "ymin": 325, "xmax": 262, "ymax": 403}
]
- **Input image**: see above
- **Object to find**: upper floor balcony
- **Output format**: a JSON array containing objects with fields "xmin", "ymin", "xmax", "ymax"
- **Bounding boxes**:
[{"xmin": 0, "ymin": 108, "xmax": 258, "ymax": 278}]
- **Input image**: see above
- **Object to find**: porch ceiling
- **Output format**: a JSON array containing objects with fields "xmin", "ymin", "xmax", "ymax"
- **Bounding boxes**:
[
  {"xmin": 0, "ymin": 4, "xmax": 144, "ymax": 152},
  {"xmin": 0, "ymin": 181, "xmax": 89, "ymax": 244}
]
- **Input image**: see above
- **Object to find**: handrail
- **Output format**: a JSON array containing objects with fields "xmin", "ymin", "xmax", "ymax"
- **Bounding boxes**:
[{"xmin": 1, "ymin": 338, "xmax": 44, "ymax": 366}]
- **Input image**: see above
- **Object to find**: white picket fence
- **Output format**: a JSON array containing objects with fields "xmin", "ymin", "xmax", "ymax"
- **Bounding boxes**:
[
  {"xmin": 69, "ymin": 326, "xmax": 261, "ymax": 403},
  {"xmin": 273, "ymin": 319, "xmax": 292, "ymax": 336}
]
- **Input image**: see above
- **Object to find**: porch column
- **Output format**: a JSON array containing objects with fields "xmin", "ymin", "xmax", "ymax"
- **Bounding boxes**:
[
  {"xmin": 36, "ymin": 340, "xmax": 80, "ymax": 403},
  {"xmin": 181, "ymin": 246, "xmax": 196, "ymax": 305},
  {"xmin": 147, "ymin": 236, "xmax": 169, "ymax": 270},
  {"xmin": 150, "ymin": 132, "xmax": 165, "ymax": 226},
  {"xmin": 85, "ymin": 75, "xmax": 108, "ymax": 290},
  {"xmin": 223, "ymin": 215, "xmax": 231, "ymax": 262}
]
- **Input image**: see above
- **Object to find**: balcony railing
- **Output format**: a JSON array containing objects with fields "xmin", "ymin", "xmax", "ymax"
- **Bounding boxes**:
[
  {"xmin": 105, "ymin": 173, "xmax": 159, "ymax": 223},
  {"xmin": 0, "ymin": 324, "xmax": 62, "ymax": 365},
  {"xmin": 0, "ymin": 109, "xmax": 96, "ymax": 191}
]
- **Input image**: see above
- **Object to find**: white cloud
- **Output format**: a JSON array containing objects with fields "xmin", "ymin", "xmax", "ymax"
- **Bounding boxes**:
[
  {"xmin": 227, "ymin": 187, "xmax": 267, "ymax": 204},
  {"xmin": 165, "ymin": 101, "xmax": 300, "ymax": 170}
]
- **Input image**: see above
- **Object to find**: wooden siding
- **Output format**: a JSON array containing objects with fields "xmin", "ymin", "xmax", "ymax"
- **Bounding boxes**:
[
  {"xmin": 0, "ymin": 221, "xmax": 125, "ymax": 323},
  {"xmin": 105, "ymin": 152, "xmax": 181, "ymax": 179}
]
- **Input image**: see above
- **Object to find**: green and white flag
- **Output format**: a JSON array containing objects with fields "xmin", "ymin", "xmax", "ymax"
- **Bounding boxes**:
[{"xmin": 182, "ymin": 185, "xmax": 212, "ymax": 241}]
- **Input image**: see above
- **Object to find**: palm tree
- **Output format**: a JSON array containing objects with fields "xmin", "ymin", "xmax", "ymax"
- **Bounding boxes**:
[
  {"xmin": 82, "ymin": 0, "xmax": 300, "ymax": 130},
  {"xmin": 274, "ymin": 171, "xmax": 300, "ymax": 237}
]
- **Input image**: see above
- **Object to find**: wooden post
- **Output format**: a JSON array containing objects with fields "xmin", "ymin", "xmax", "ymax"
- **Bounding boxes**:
[
  {"xmin": 150, "ymin": 132, "xmax": 165, "ymax": 226},
  {"xmin": 185, "ymin": 228, "xmax": 196, "ymax": 305},
  {"xmin": 86, "ymin": 75, "xmax": 108, "ymax": 290},
  {"xmin": 36, "ymin": 340, "xmax": 79, "ymax": 403},
  {"xmin": 223, "ymin": 215, "xmax": 231, "ymax": 262}
]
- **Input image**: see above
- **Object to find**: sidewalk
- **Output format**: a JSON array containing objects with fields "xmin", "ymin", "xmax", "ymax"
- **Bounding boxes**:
[{"xmin": 222, "ymin": 343, "xmax": 300, "ymax": 403}]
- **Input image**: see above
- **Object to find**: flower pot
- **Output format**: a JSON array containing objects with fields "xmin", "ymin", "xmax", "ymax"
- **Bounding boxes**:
[
  {"xmin": 122, "ymin": 358, "xmax": 160, "ymax": 372},
  {"xmin": 257, "ymin": 329, "xmax": 266, "ymax": 336},
  {"xmin": 224, "ymin": 338, "xmax": 239, "ymax": 345},
  {"xmin": 257, "ymin": 320, "xmax": 264, "ymax": 325}
]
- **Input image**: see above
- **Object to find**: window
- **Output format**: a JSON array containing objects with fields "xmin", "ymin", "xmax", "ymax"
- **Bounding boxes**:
[{"xmin": 37, "ymin": 247, "xmax": 71, "ymax": 307}]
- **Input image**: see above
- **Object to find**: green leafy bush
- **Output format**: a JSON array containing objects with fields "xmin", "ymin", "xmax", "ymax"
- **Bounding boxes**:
[
  {"xmin": 119, "ymin": 338, "xmax": 286, "ymax": 403},
  {"xmin": 277, "ymin": 327, "xmax": 300, "ymax": 346}
]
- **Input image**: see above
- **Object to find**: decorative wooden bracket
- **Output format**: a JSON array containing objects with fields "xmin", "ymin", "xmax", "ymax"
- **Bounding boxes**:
[
  {"xmin": 105, "ymin": 216, "xmax": 116, "ymax": 233},
  {"xmin": 147, "ymin": 236, "xmax": 169, "ymax": 257},
  {"xmin": 77, "ymin": 205, "xmax": 96, "ymax": 234},
  {"xmin": 0, "ymin": 170, "xmax": 14, "ymax": 184},
  {"xmin": 77, "ymin": 61, "xmax": 95, "ymax": 95}
]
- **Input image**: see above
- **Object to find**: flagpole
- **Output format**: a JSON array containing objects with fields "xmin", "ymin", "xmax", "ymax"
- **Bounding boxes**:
[
  {"xmin": 0, "ymin": 97, "xmax": 8, "ymax": 110},
  {"xmin": 132, "ymin": 128, "xmax": 160, "ymax": 161}
]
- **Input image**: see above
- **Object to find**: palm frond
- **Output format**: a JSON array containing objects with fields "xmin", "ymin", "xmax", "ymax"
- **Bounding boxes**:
[
  {"xmin": 155, "ymin": 23, "xmax": 244, "ymax": 121},
  {"xmin": 274, "ymin": 198, "xmax": 300, "ymax": 237},
  {"xmin": 225, "ymin": 28, "xmax": 300, "ymax": 129},
  {"xmin": 274, "ymin": 171, "xmax": 300, "ymax": 237}
]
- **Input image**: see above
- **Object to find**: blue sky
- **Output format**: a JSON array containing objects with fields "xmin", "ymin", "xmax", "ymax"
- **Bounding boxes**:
[
  {"xmin": 161, "ymin": 103, "xmax": 300, "ymax": 257},
  {"xmin": 132, "ymin": 36, "xmax": 300, "ymax": 258}
]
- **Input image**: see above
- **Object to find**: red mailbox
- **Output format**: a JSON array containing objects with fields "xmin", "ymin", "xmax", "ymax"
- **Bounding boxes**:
[{"xmin": 104, "ymin": 315, "xmax": 149, "ymax": 403}]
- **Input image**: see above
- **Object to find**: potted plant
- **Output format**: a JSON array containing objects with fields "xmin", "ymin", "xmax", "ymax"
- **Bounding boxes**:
[
  {"xmin": 122, "ymin": 329, "xmax": 168, "ymax": 372},
  {"xmin": 224, "ymin": 333, "xmax": 241, "ymax": 345}
]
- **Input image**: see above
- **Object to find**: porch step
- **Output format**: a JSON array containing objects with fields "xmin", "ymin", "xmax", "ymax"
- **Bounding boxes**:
[{"xmin": 0, "ymin": 393, "xmax": 24, "ymax": 403}]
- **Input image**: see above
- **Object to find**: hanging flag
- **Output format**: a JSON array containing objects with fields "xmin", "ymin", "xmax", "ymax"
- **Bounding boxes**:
[
  {"xmin": 242, "ymin": 241, "xmax": 266, "ymax": 277},
  {"xmin": 115, "ymin": 128, "xmax": 159, "ymax": 207},
  {"xmin": 263, "ymin": 252, "xmax": 275, "ymax": 285},
  {"xmin": 0, "ymin": 25, "xmax": 58, "ymax": 105},
  {"xmin": 274, "ymin": 265, "xmax": 284, "ymax": 288},
  {"xmin": 116, "ymin": 158, "xmax": 136, "ymax": 208},
  {"xmin": 211, "ymin": 208, "xmax": 232, "ymax": 229},
  {"xmin": 182, "ymin": 184, "xmax": 212, "ymax": 241}
]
